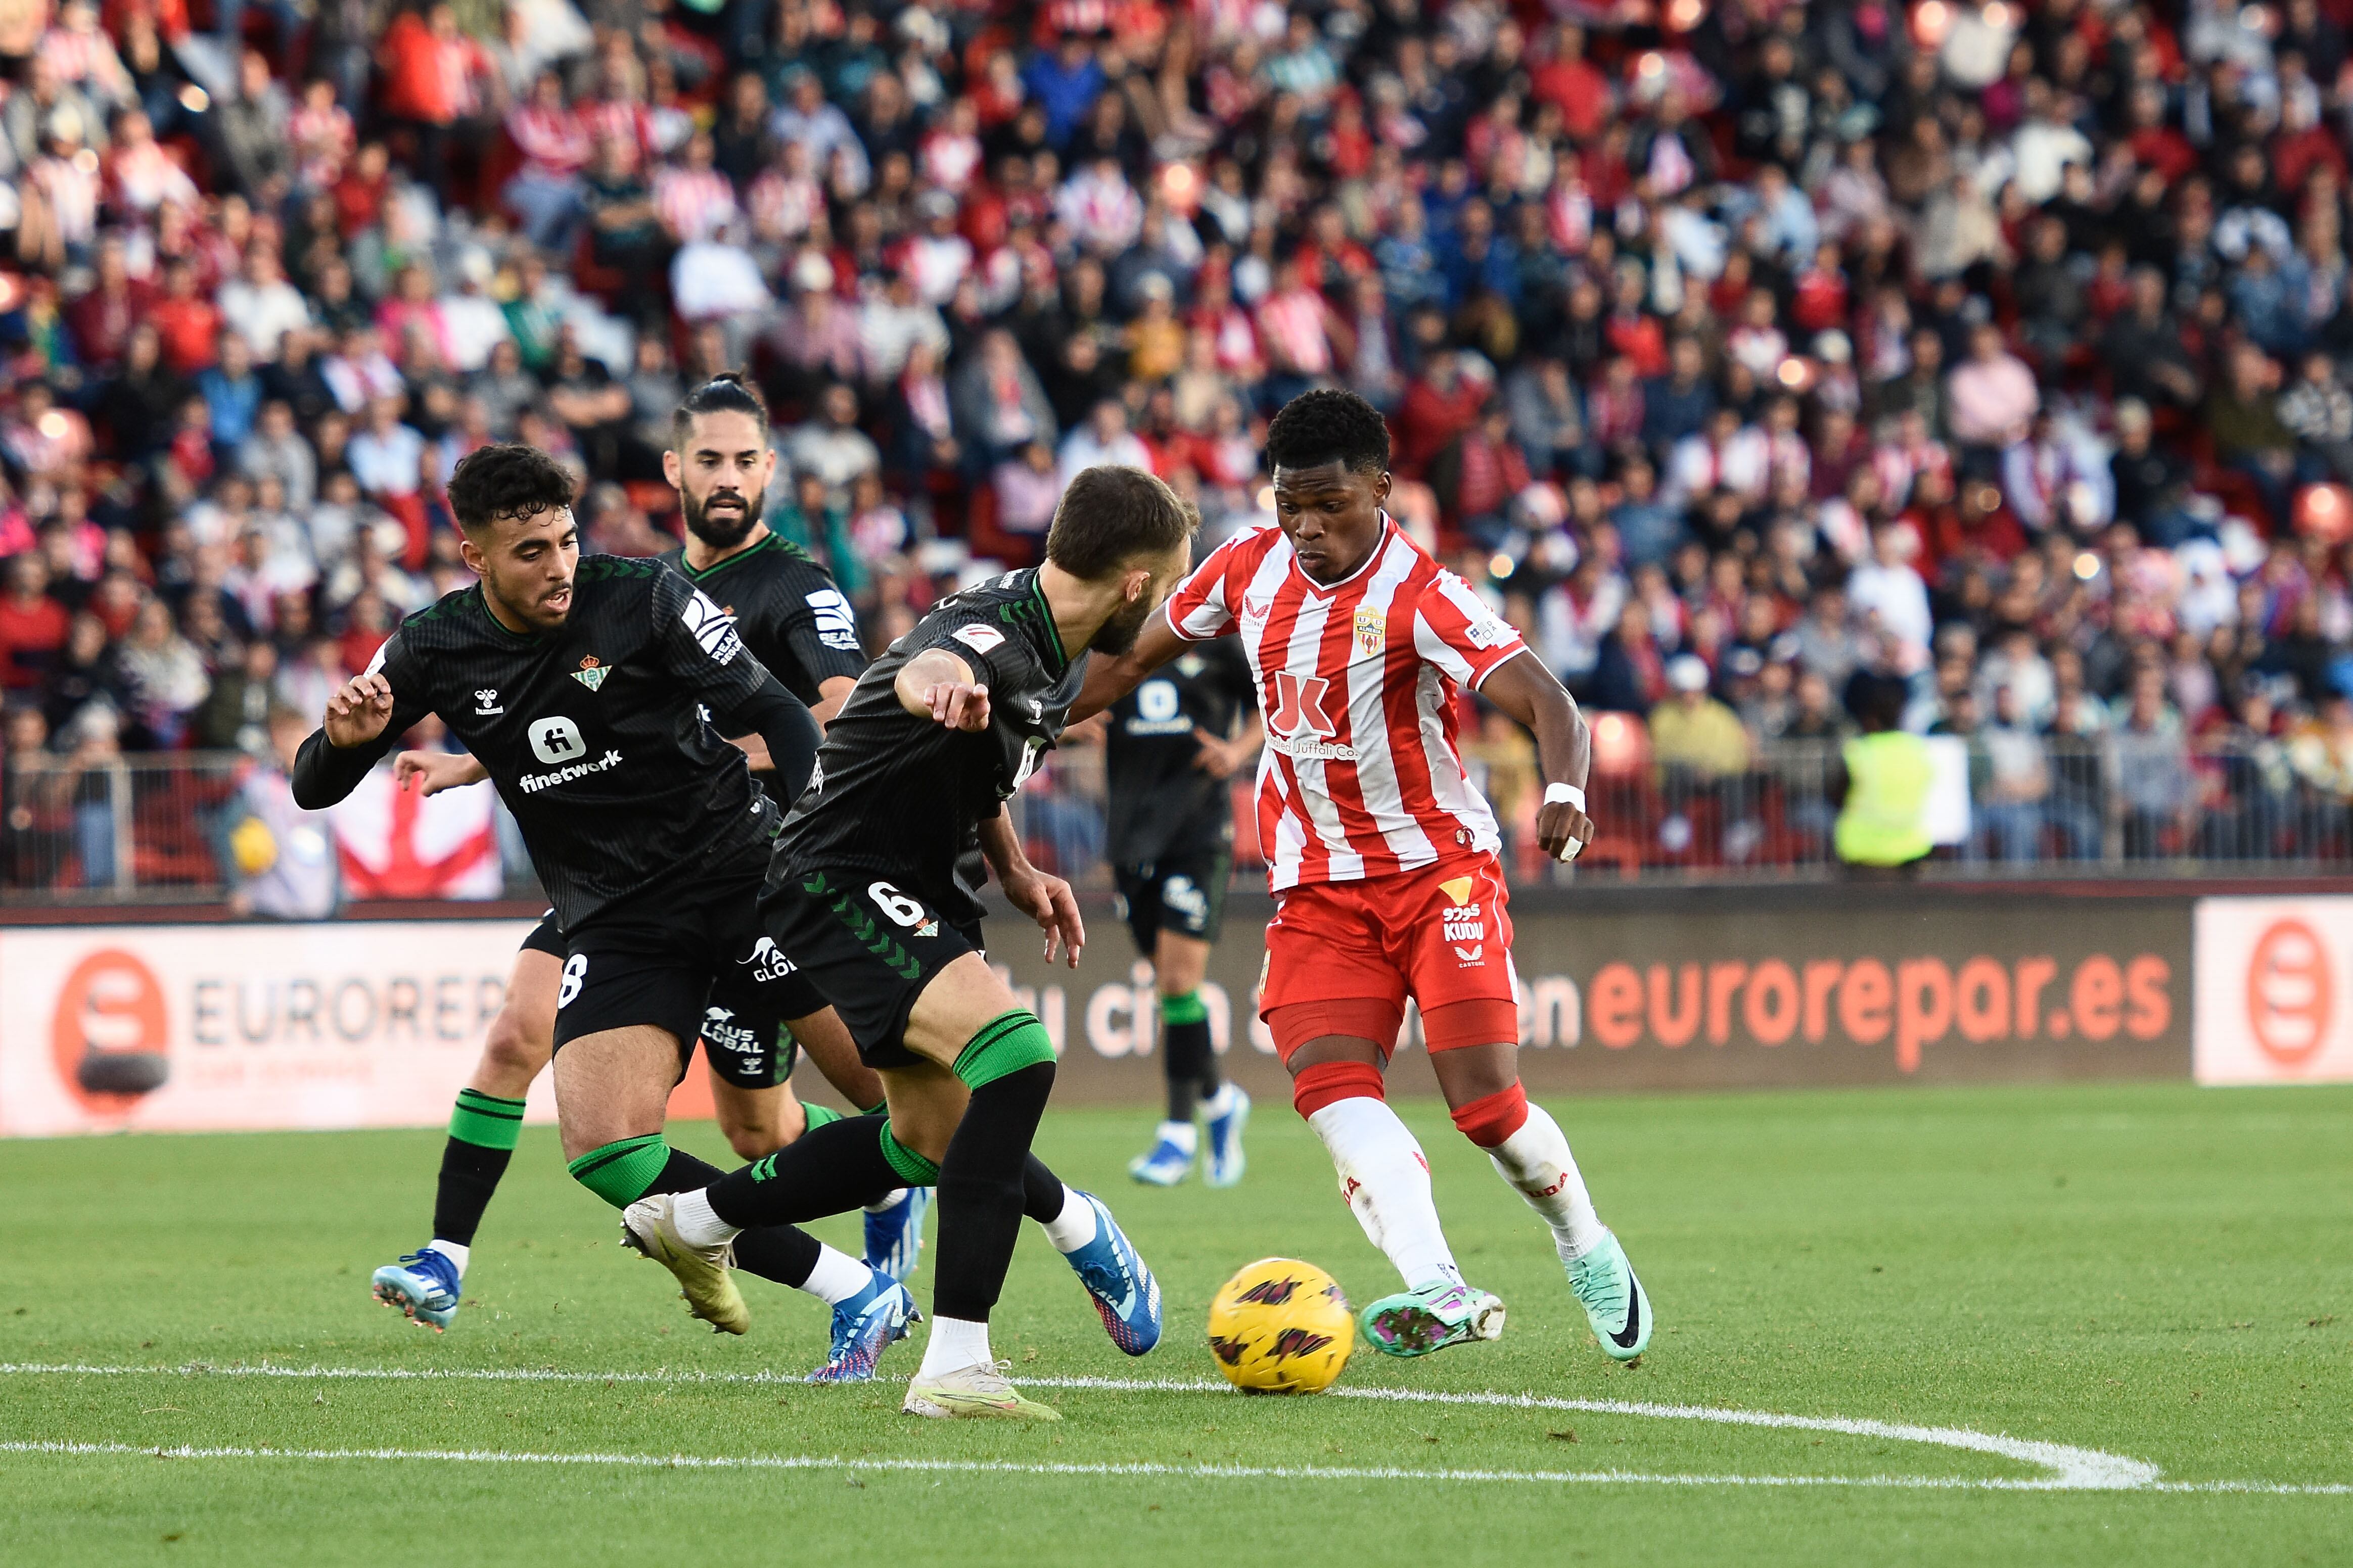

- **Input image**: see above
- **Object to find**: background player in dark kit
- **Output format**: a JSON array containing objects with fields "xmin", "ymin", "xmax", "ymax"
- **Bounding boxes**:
[
  {"xmin": 1103, "ymin": 632, "xmax": 1261, "ymax": 1188},
  {"xmin": 628, "ymin": 465, "xmax": 1197, "ymax": 1417},
  {"xmin": 295, "ymin": 445, "xmax": 911, "ymax": 1364}
]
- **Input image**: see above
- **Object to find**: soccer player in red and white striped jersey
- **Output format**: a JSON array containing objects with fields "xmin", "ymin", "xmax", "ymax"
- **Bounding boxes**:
[{"xmin": 1077, "ymin": 389, "xmax": 1653, "ymax": 1363}]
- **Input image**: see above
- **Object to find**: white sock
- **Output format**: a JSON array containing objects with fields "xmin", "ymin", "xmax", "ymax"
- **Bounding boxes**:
[
  {"xmin": 916, "ymin": 1314, "xmax": 993, "ymax": 1377},
  {"xmin": 799, "ymin": 1243, "xmax": 872, "ymax": 1306},
  {"xmin": 425, "ymin": 1239, "xmax": 469, "ymax": 1276},
  {"xmin": 669, "ymin": 1188, "xmax": 741, "ymax": 1249},
  {"xmin": 863, "ymin": 1187, "xmax": 910, "ymax": 1216},
  {"xmin": 1307, "ymin": 1097, "xmax": 1460, "ymax": 1291},
  {"xmin": 1201, "ymin": 1083, "xmax": 1236, "ymax": 1117},
  {"xmin": 1486, "ymin": 1104, "xmax": 1607, "ymax": 1262},
  {"xmin": 1155, "ymin": 1120, "xmax": 1199, "ymax": 1155},
  {"xmin": 1039, "ymin": 1185, "xmax": 1099, "ymax": 1253}
]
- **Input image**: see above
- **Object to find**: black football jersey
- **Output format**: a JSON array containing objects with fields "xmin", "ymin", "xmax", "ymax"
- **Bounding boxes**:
[
  {"xmin": 658, "ymin": 532, "xmax": 866, "ymax": 703},
  {"xmin": 776, "ymin": 567, "xmax": 1081, "ymax": 924},
  {"xmin": 294, "ymin": 557, "xmax": 783, "ymax": 929},
  {"xmin": 1104, "ymin": 635, "xmax": 1256, "ymax": 864}
]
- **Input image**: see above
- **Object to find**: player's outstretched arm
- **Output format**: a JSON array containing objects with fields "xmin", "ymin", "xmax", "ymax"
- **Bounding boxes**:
[
  {"xmin": 1479, "ymin": 650, "xmax": 1596, "ymax": 864},
  {"xmin": 712, "ymin": 673, "xmax": 823, "ymax": 798},
  {"xmin": 979, "ymin": 814, "xmax": 1084, "ymax": 967},
  {"xmin": 395, "ymin": 749, "xmax": 489, "ymax": 795},
  {"xmin": 1070, "ymin": 603, "xmax": 1184, "ymax": 723},
  {"xmin": 736, "ymin": 675, "xmax": 860, "ymax": 769},
  {"xmin": 292, "ymin": 671, "xmax": 418, "ymax": 810},
  {"xmin": 896, "ymin": 648, "xmax": 991, "ymax": 730}
]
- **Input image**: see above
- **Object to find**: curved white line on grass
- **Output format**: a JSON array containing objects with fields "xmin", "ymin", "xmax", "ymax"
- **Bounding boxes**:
[
  {"xmin": 0, "ymin": 1362, "xmax": 2193, "ymax": 1494},
  {"xmin": 0, "ymin": 1439, "xmax": 2344, "ymax": 1496},
  {"xmin": 1027, "ymin": 1375, "xmax": 2161, "ymax": 1490}
]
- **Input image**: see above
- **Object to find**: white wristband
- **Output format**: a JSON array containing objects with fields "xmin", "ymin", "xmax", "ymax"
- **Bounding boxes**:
[{"xmin": 1546, "ymin": 782, "xmax": 1588, "ymax": 863}]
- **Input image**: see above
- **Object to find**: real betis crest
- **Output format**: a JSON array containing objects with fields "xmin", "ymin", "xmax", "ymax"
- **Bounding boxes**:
[{"xmin": 571, "ymin": 656, "xmax": 610, "ymax": 692}]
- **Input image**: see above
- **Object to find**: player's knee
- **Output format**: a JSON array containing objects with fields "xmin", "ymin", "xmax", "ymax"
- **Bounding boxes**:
[
  {"xmin": 479, "ymin": 1008, "xmax": 551, "ymax": 1088},
  {"xmin": 1449, "ymin": 1081, "xmax": 1529, "ymax": 1148},
  {"xmin": 1291, "ymin": 1060, "xmax": 1386, "ymax": 1120},
  {"xmin": 721, "ymin": 1114, "xmax": 786, "ymax": 1162}
]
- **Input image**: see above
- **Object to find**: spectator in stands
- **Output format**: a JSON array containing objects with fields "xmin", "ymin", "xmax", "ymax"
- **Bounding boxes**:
[
  {"xmin": 1974, "ymin": 684, "xmax": 2052, "ymax": 863},
  {"xmin": 2109, "ymin": 666, "xmax": 2193, "ymax": 859},
  {"xmin": 227, "ymin": 704, "xmax": 341, "ymax": 919},
  {"xmin": 0, "ymin": 553, "xmax": 70, "ymax": 693}
]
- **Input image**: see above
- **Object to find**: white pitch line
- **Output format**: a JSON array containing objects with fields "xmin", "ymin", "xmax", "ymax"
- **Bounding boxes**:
[
  {"xmin": 0, "ymin": 1439, "xmax": 2345, "ymax": 1496},
  {"xmin": 5, "ymin": 1361, "xmax": 2333, "ymax": 1496}
]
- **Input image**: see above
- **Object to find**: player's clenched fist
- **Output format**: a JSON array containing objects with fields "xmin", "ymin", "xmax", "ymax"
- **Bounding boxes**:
[
  {"xmin": 324, "ymin": 672, "xmax": 396, "ymax": 748},
  {"xmin": 1537, "ymin": 796, "xmax": 1595, "ymax": 864}
]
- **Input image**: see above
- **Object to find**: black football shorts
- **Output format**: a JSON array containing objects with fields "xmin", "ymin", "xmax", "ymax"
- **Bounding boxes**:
[
  {"xmin": 550, "ymin": 861, "xmax": 824, "ymax": 1089},
  {"xmin": 760, "ymin": 864, "xmax": 982, "ymax": 1070},
  {"xmin": 1113, "ymin": 848, "xmax": 1232, "ymax": 956},
  {"xmin": 520, "ymin": 909, "xmax": 566, "ymax": 958}
]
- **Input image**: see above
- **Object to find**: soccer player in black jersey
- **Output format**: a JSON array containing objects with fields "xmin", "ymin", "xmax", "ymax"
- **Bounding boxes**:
[
  {"xmin": 628, "ymin": 465, "xmax": 1196, "ymax": 1418},
  {"xmin": 1106, "ymin": 633, "xmax": 1262, "ymax": 1189},
  {"xmin": 296, "ymin": 444, "xmax": 917, "ymax": 1373},
  {"xmin": 362, "ymin": 383, "xmax": 924, "ymax": 1346}
]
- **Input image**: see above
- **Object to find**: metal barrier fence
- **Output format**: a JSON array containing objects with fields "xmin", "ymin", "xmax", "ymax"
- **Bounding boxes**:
[
  {"xmin": 3, "ymin": 734, "xmax": 2345, "ymax": 905},
  {"xmin": 1007, "ymin": 733, "xmax": 2353, "ymax": 888}
]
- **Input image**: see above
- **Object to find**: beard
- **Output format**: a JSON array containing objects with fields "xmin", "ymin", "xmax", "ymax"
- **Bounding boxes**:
[
  {"xmin": 1088, "ymin": 591, "xmax": 1156, "ymax": 655},
  {"xmin": 682, "ymin": 486, "xmax": 759, "ymax": 550}
]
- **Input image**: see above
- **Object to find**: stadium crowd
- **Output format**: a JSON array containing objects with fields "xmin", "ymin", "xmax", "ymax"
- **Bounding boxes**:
[{"xmin": 5, "ymin": 0, "xmax": 2353, "ymax": 891}]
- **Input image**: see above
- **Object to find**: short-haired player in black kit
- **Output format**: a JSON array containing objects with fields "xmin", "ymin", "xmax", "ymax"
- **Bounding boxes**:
[
  {"xmin": 1108, "ymin": 633, "xmax": 1262, "ymax": 1189},
  {"xmin": 627, "ymin": 466, "xmax": 1197, "ymax": 1417},
  {"xmin": 298, "ymin": 443, "xmax": 921, "ymax": 1380},
  {"xmin": 364, "ymin": 379, "xmax": 927, "ymax": 1350}
]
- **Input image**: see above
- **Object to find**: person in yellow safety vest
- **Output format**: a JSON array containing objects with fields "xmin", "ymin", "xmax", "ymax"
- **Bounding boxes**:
[{"xmin": 1832, "ymin": 671, "xmax": 1934, "ymax": 876}]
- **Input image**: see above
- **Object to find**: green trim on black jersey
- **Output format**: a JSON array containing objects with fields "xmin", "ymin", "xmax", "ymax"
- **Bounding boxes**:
[
  {"xmin": 676, "ymin": 530, "xmax": 813, "ymax": 583},
  {"xmin": 460, "ymin": 584, "xmax": 545, "ymax": 645},
  {"xmin": 1000, "ymin": 571, "xmax": 1069, "ymax": 677}
]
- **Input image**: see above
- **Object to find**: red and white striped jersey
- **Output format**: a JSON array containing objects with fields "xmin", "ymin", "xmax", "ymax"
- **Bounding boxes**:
[{"xmin": 1165, "ymin": 517, "xmax": 1526, "ymax": 890}]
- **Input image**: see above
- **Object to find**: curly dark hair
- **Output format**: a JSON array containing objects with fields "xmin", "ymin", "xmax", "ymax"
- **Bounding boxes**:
[
  {"xmin": 671, "ymin": 371, "xmax": 771, "ymax": 448},
  {"xmin": 446, "ymin": 443, "xmax": 577, "ymax": 533},
  {"xmin": 1265, "ymin": 388, "xmax": 1391, "ymax": 477}
]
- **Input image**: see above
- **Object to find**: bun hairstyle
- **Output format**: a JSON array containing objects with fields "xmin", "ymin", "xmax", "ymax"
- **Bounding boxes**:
[{"xmin": 672, "ymin": 371, "xmax": 771, "ymax": 448}]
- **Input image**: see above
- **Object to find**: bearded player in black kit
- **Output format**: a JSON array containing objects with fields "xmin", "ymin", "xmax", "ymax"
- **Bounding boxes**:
[
  {"xmin": 624, "ymin": 465, "xmax": 1196, "ymax": 1417},
  {"xmin": 300, "ymin": 443, "xmax": 923, "ymax": 1381}
]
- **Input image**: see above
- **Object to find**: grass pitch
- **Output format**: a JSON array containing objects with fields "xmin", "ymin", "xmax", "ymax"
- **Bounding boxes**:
[{"xmin": 2, "ymin": 1083, "xmax": 2350, "ymax": 1566}]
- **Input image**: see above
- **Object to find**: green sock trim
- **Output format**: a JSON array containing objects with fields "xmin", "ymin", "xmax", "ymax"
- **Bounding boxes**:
[
  {"xmin": 566, "ymin": 1134, "xmax": 670, "ymax": 1209},
  {"xmin": 448, "ymin": 1088, "xmax": 527, "ymax": 1151},
  {"xmin": 802, "ymin": 1104, "xmax": 845, "ymax": 1132},
  {"xmin": 951, "ymin": 1009, "xmax": 1057, "ymax": 1089},
  {"xmin": 1159, "ymin": 990, "xmax": 1209, "ymax": 1026},
  {"xmin": 879, "ymin": 1122, "xmax": 941, "ymax": 1185}
]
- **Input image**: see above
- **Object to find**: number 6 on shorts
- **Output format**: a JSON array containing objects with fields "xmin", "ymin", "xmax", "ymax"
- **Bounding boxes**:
[{"xmin": 869, "ymin": 881, "xmax": 926, "ymax": 928}]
